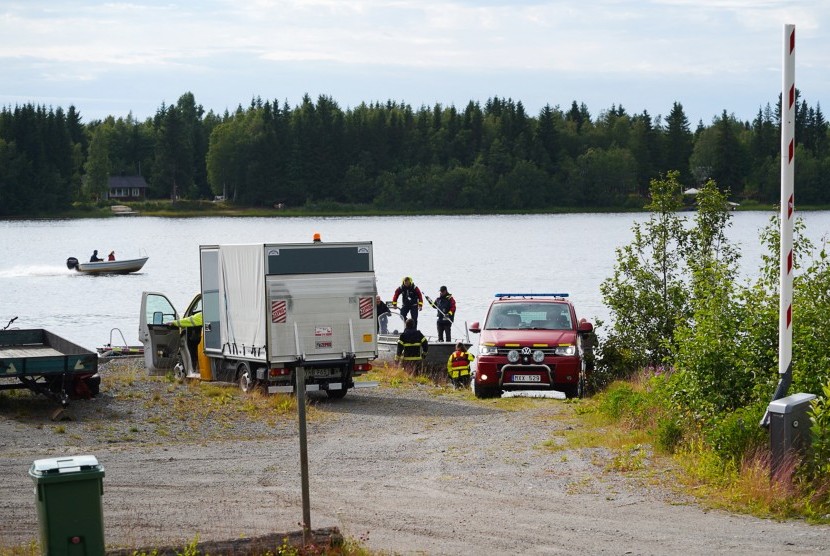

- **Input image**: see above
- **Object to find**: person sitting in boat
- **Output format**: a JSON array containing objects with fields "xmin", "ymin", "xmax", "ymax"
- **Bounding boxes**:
[
  {"xmin": 376, "ymin": 296, "xmax": 391, "ymax": 334},
  {"xmin": 89, "ymin": 250, "xmax": 103, "ymax": 262},
  {"xmin": 446, "ymin": 342, "xmax": 474, "ymax": 389},
  {"xmin": 396, "ymin": 318, "xmax": 428, "ymax": 371},
  {"xmin": 107, "ymin": 251, "xmax": 116, "ymax": 261}
]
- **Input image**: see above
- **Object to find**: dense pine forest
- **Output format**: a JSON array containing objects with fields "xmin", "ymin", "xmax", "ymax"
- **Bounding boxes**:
[{"xmin": 0, "ymin": 91, "xmax": 828, "ymax": 216}]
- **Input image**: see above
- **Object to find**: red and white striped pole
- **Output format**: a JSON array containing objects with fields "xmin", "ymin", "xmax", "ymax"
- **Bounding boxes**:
[
  {"xmin": 762, "ymin": 24, "xmax": 796, "ymax": 427},
  {"xmin": 778, "ymin": 24, "xmax": 795, "ymax": 388}
]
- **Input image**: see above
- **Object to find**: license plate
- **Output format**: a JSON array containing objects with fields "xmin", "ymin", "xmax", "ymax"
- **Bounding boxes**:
[
  {"xmin": 312, "ymin": 369, "xmax": 334, "ymax": 378},
  {"xmin": 513, "ymin": 374, "xmax": 541, "ymax": 382}
]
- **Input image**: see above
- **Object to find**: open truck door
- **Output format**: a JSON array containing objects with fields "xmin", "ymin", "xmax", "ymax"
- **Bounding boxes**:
[{"xmin": 139, "ymin": 292, "xmax": 181, "ymax": 374}]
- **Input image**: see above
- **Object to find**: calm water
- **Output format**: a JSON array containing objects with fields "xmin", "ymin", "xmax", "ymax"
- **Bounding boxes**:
[{"xmin": 1, "ymin": 211, "xmax": 827, "ymax": 351}]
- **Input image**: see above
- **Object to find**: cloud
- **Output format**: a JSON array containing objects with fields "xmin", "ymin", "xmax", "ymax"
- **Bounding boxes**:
[{"xmin": 0, "ymin": 0, "xmax": 827, "ymax": 123}]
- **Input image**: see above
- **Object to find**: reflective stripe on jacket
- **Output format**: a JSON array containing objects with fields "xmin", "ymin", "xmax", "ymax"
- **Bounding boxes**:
[
  {"xmin": 169, "ymin": 312, "xmax": 203, "ymax": 328},
  {"xmin": 447, "ymin": 350, "xmax": 474, "ymax": 378},
  {"xmin": 396, "ymin": 329, "xmax": 428, "ymax": 360}
]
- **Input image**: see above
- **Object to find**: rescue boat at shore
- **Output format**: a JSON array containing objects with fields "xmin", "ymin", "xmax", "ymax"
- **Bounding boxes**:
[{"xmin": 376, "ymin": 311, "xmax": 472, "ymax": 381}]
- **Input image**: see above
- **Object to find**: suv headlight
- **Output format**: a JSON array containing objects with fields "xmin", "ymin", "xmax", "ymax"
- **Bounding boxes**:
[
  {"xmin": 480, "ymin": 345, "xmax": 498, "ymax": 356},
  {"xmin": 507, "ymin": 349, "xmax": 520, "ymax": 363},
  {"xmin": 554, "ymin": 345, "xmax": 576, "ymax": 356}
]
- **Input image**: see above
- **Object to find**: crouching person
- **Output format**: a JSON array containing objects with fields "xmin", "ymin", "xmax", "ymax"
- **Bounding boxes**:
[{"xmin": 447, "ymin": 342, "xmax": 474, "ymax": 389}]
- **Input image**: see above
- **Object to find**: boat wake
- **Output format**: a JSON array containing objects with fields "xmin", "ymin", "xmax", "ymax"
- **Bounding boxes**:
[{"xmin": 0, "ymin": 265, "xmax": 70, "ymax": 277}]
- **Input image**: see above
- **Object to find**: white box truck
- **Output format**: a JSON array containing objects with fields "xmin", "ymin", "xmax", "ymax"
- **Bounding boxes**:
[{"xmin": 139, "ymin": 241, "xmax": 378, "ymax": 399}]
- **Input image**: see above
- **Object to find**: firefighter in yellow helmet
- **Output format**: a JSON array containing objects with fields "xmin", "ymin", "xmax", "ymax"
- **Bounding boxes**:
[
  {"xmin": 446, "ymin": 342, "xmax": 474, "ymax": 389},
  {"xmin": 391, "ymin": 276, "xmax": 423, "ymax": 328}
]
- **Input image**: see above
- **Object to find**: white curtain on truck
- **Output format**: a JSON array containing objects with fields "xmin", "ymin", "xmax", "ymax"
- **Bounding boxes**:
[{"xmin": 219, "ymin": 245, "xmax": 266, "ymax": 355}]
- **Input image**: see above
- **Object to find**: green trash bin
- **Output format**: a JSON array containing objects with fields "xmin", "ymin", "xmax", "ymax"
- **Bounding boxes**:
[{"xmin": 29, "ymin": 455, "xmax": 105, "ymax": 556}]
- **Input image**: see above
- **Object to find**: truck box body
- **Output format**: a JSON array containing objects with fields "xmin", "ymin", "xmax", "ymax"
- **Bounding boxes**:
[{"xmin": 200, "ymin": 242, "xmax": 377, "ymax": 364}]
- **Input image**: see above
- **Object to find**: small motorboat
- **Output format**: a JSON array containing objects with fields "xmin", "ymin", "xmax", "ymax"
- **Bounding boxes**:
[{"xmin": 66, "ymin": 256, "xmax": 148, "ymax": 274}]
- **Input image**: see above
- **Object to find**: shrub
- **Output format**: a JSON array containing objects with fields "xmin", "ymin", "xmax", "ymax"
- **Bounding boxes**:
[
  {"xmin": 705, "ymin": 401, "xmax": 769, "ymax": 467},
  {"xmin": 655, "ymin": 417, "xmax": 684, "ymax": 454},
  {"xmin": 807, "ymin": 381, "xmax": 830, "ymax": 479}
]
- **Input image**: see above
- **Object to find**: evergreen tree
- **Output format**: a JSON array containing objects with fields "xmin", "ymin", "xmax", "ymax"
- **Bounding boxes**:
[{"xmin": 662, "ymin": 102, "xmax": 693, "ymax": 184}]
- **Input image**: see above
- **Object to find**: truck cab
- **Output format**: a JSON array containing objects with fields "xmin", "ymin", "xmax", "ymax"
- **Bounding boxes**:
[{"xmin": 468, "ymin": 293, "xmax": 593, "ymax": 398}]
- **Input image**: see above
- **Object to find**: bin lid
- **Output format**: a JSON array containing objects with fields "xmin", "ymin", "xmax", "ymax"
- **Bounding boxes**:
[
  {"xmin": 30, "ymin": 455, "xmax": 100, "ymax": 476},
  {"xmin": 767, "ymin": 392, "xmax": 817, "ymax": 415}
]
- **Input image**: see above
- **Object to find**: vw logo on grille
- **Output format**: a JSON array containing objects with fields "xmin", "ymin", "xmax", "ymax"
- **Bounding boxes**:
[{"xmin": 521, "ymin": 347, "xmax": 532, "ymax": 355}]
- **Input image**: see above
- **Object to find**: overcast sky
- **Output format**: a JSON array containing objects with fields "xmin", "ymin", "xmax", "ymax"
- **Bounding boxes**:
[{"xmin": 1, "ymin": 1, "xmax": 827, "ymax": 126}]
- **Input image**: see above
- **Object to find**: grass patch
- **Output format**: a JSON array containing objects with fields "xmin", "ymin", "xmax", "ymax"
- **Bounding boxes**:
[
  {"xmin": 365, "ymin": 363, "xmax": 436, "ymax": 389},
  {"xmin": 563, "ymin": 376, "xmax": 830, "ymax": 522}
]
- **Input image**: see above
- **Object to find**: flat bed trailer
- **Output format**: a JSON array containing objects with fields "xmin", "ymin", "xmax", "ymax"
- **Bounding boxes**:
[{"xmin": 0, "ymin": 329, "xmax": 100, "ymax": 406}]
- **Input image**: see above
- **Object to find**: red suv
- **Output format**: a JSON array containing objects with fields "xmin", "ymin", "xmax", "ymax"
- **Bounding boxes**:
[{"xmin": 468, "ymin": 293, "xmax": 594, "ymax": 398}]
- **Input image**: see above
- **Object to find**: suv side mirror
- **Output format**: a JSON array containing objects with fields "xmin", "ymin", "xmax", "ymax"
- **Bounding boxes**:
[
  {"xmin": 578, "ymin": 319, "xmax": 594, "ymax": 334},
  {"xmin": 469, "ymin": 322, "xmax": 481, "ymax": 334}
]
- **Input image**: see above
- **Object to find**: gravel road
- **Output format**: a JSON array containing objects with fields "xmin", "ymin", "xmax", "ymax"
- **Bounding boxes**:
[{"xmin": 1, "ymin": 360, "xmax": 829, "ymax": 555}]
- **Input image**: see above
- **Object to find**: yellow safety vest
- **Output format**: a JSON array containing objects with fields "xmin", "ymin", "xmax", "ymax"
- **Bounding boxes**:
[{"xmin": 447, "ymin": 350, "xmax": 474, "ymax": 378}]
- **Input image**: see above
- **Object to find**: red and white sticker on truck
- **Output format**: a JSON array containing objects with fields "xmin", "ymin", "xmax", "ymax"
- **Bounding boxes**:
[
  {"xmin": 271, "ymin": 300, "xmax": 287, "ymax": 323},
  {"xmin": 359, "ymin": 297, "xmax": 373, "ymax": 319}
]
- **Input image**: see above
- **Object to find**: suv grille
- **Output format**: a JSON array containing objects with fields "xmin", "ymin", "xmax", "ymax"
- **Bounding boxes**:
[{"xmin": 494, "ymin": 347, "xmax": 558, "ymax": 356}]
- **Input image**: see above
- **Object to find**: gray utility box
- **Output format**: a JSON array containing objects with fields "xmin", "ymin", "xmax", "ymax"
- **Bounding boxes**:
[{"xmin": 768, "ymin": 392, "xmax": 816, "ymax": 480}]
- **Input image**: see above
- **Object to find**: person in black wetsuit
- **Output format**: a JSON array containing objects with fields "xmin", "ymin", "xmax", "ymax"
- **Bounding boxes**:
[{"xmin": 396, "ymin": 318, "xmax": 428, "ymax": 372}]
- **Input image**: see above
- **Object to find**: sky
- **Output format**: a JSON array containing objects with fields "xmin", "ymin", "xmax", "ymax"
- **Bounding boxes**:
[{"xmin": 1, "ymin": 1, "xmax": 828, "ymax": 126}]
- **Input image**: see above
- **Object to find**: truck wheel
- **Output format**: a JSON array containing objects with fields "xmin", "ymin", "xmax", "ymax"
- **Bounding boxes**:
[
  {"xmin": 325, "ymin": 388, "xmax": 348, "ymax": 400},
  {"xmin": 237, "ymin": 363, "xmax": 256, "ymax": 393},
  {"xmin": 173, "ymin": 353, "xmax": 186, "ymax": 380}
]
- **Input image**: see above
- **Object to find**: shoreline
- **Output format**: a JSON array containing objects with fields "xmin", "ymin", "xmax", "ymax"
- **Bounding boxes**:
[{"xmin": 0, "ymin": 201, "xmax": 802, "ymax": 221}]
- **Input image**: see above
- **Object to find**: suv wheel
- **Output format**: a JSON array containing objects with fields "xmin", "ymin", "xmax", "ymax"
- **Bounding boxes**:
[{"xmin": 473, "ymin": 380, "xmax": 498, "ymax": 399}]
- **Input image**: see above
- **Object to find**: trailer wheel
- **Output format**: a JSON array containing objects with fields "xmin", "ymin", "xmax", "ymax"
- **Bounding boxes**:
[
  {"xmin": 237, "ymin": 363, "xmax": 257, "ymax": 393},
  {"xmin": 83, "ymin": 374, "xmax": 101, "ymax": 396},
  {"xmin": 325, "ymin": 387, "xmax": 348, "ymax": 400}
]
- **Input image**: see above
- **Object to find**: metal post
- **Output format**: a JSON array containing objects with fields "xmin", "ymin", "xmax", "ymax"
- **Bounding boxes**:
[{"xmin": 295, "ymin": 366, "xmax": 311, "ymax": 545}]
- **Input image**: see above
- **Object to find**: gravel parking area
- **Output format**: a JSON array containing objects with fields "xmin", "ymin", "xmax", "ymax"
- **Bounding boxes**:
[{"xmin": 1, "ymin": 359, "xmax": 829, "ymax": 555}]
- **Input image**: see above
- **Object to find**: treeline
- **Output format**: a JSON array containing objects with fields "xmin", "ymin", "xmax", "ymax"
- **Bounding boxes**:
[{"xmin": 1, "ymin": 91, "xmax": 828, "ymax": 216}]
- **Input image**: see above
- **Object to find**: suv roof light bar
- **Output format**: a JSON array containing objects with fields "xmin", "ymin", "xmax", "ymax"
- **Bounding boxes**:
[{"xmin": 494, "ymin": 293, "xmax": 569, "ymax": 298}]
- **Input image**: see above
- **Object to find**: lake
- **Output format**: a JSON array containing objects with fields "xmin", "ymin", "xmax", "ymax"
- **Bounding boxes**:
[{"xmin": 1, "ymin": 211, "xmax": 828, "ymax": 351}]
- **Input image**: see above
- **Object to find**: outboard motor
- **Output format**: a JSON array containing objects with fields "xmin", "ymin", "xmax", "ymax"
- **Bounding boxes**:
[{"xmin": 66, "ymin": 257, "xmax": 79, "ymax": 270}]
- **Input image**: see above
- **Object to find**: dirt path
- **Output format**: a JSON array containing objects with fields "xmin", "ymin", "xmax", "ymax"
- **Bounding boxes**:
[{"xmin": 1, "ymin": 362, "xmax": 828, "ymax": 555}]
